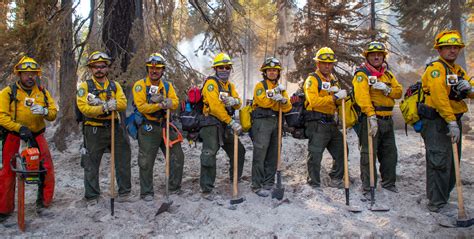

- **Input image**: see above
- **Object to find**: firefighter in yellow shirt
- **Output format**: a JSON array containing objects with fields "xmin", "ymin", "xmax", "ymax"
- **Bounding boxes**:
[
  {"xmin": 132, "ymin": 53, "xmax": 184, "ymax": 201},
  {"xmin": 419, "ymin": 30, "xmax": 473, "ymax": 212},
  {"xmin": 251, "ymin": 57, "xmax": 291, "ymax": 197},
  {"xmin": 76, "ymin": 51, "xmax": 132, "ymax": 204},
  {"xmin": 199, "ymin": 53, "xmax": 245, "ymax": 200},
  {"xmin": 0, "ymin": 56, "xmax": 57, "ymax": 221},
  {"xmin": 304, "ymin": 47, "xmax": 347, "ymax": 189},
  {"xmin": 352, "ymin": 42, "xmax": 403, "ymax": 194}
]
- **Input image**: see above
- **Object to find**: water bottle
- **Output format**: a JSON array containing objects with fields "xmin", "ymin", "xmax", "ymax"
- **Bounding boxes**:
[{"xmin": 185, "ymin": 102, "xmax": 192, "ymax": 112}]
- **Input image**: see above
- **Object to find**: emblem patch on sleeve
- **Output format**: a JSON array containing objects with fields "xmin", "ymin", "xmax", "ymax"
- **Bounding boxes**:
[
  {"xmin": 256, "ymin": 88, "xmax": 263, "ymax": 96},
  {"xmin": 135, "ymin": 85, "xmax": 142, "ymax": 92},
  {"xmin": 207, "ymin": 84, "xmax": 214, "ymax": 92},
  {"xmin": 431, "ymin": 70, "xmax": 440, "ymax": 78},
  {"xmin": 77, "ymin": 88, "xmax": 85, "ymax": 97},
  {"xmin": 357, "ymin": 75, "xmax": 363, "ymax": 82}
]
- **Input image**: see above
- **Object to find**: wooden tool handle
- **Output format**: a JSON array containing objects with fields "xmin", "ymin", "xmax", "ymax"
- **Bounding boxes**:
[{"xmin": 452, "ymin": 142, "xmax": 467, "ymax": 219}]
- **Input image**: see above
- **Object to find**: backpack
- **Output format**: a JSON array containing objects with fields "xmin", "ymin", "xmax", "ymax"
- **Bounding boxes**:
[
  {"xmin": 0, "ymin": 82, "xmax": 49, "ymax": 140},
  {"xmin": 125, "ymin": 79, "xmax": 170, "ymax": 140},
  {"xmin": 75, "ymin": 79, "xmax": 117, "ymax": 123},
  {"xmin": 240, "ymin": 105, "xmax": 252, "ymax": 132},
  {"xmin": 399, "ymin": 81, "xmax": 423, "ymax": 134},
  {"xmin": 179, "ymin": 76, "xmax": 233, "ymax": 135},
  {"xmin": 338, "ymin": 89, "xmax": 360, "ymax": 129}
]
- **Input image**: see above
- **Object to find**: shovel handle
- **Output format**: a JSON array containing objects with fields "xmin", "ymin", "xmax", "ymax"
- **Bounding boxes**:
[
  {"xmin": 233, "ymin": 133, "xmax": 238, "ymax": 198},
  {"xmin": 342, "ymin": 100, "xmax": 349, "ymax": 190},
  {"xmin": 277, "ymin": 104, "xmax": 282, "ymax": 171},
  {"xmin": 367, "ymin": 117, "xmax": 375, "ymax": 188},
  {"xmin": 452, "ymin": 142, "xmax": 467, "ymax": 219}
]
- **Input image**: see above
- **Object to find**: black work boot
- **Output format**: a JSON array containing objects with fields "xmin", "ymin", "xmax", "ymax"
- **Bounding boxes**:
[{"xmin": 0, "ymin": 213, "xmax": 9, "ymax": 223}]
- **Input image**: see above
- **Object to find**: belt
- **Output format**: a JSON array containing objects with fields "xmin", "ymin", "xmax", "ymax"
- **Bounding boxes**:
[{"xmin": 376, "ymin": 115, "xmax": 392, "ymax": 120}]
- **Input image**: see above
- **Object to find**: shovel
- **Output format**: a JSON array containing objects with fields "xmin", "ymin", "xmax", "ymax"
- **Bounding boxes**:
[
  {"xmin": 272, "ymin": 104, "xmax": 284, "ymax": 200},
  {"xmin": 341, "ymin": 100, "xmax": 362, "ymax": 213},
  {"xmin": 451, "ymin": 142, "xmax": 474, "ymax": 227},
  {"xmin": 367, "ymin": 117, "xmax": 389, "ymax": 212},
  {"xmin": 230, "ymin": 132, "xmax": 244, "ymax": 205},
  {"xmin": 156, "ymin": 109, "xmax": 173, "ymax": 215},
  {"xmin": 110, "ymin": 111, "xmax": 116, "ymax": 216}
]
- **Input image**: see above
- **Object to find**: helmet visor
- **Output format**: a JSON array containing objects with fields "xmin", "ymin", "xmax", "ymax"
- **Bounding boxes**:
[
  {"xmin": 368, "ymin": 42, "xmax": 385, "ymax": 51},
  {"xmin": 147, "ymin": 55, "xmax": 165, "ymax": 65},
  {"xmin": 90, "ymin": 52, "xmax": 111, "ymax": 61},
  {"xmin": 17, "ymin": 62, "xmax": 40, "ymax": 71},
  {"xmin": 318, "ymin": 53, "xmax": 336, "ymax": 61}
]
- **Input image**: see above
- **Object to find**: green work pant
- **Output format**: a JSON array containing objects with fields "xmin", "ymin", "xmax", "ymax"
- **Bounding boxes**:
[
  {"xmin": 81, "ymin": 125, "xmax": 131, "ymax": 199},
  {"xmin": 358, "ymin": 115, "xmax": 398, "ymax": 191},
  {"xmin": 199, "ymin": 125, "xmax": 245, "ymax": 193},
  {"xmin": 304, "ymin": 120, "xmax": 345, "ymax": 187},
  {"xmin": 251, "ymin": 117, "xmax": 279, "ymax": 190},
  {"xmin": 421, "ymin": 116, "xmax": 461, "ymax": 209},
  {"xmin": 137, "ymin": 123, "xmax": 185, "ymax": 197}
]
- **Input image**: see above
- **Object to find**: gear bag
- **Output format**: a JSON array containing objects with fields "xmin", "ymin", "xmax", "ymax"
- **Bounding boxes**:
[
  {"xmin": 126, "ymin": 79, "xmax": 170, "ymax": 140},
  {"xmin": 399, "ymin": 81, "xmax": 423, "ymax": 133},
  {"xmin": 240, "ymin": 105, "xmax": 252, "ymax": 132}
]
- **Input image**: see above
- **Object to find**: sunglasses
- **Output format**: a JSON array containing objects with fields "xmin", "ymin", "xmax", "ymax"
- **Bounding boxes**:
[
  {"xmin": 444, "ymin": 37, "xmax": 461, "ymax": 44},
  {"xmin": 217, "ymin": 65, "xmax": 232, "ymax": 70},
  {"xmin": 368, "ymin": 43, "xmax": 385, "ymax": 51},
  {"xmin": 17, "ymin": 62, "xmax": 39, "ymax": 70},
  {"xmin": 318, "ymin": 54, "xmax": 335, "ymax": 61},
  {"xmin": 91, "ymin": 65, "xmax": 108, "ymax": 69},
  {"xmin": 90, "ymin": 52, "xmax": 111, "ymax": 61}
]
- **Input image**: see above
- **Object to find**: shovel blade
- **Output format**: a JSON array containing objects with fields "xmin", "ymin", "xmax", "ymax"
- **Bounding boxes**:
[
  {"xmin": 347, "ymin": 205, "xmax": 363, "ymax": 213},
  {"xmin": 456, "ymin": 218, "xmax": 474, "ymax": 228},
  {"xmin": 230, "ymin": 197, "xmax": 244, "ymax": 205},
  {"xmin": 369, "ymin": 204, "xmax": 390, "ymax": 212},
  {"xmin": 272, "ymin": 188, "xmax": 285, "ymax": 200},
  {"xmin": 155, "ymin": 200, "xmax": 173, "ymax": 216}
]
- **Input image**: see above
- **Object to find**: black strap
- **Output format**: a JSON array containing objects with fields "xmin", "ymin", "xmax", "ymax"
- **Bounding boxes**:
[{"xmin": 373, "ymin": 105, "xmax": 393, "ymax": 112}]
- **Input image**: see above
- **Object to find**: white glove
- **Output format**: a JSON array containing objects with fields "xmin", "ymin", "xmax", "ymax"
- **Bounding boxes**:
[
  {"xmin": 30, "ymin": 104, "xmax": 48, "ymax": 116},
  {"xmin": 274, "ymin": 84, "xmax": 285, "ymax": 93},
  {"xmin": 271, "ymin": 94, "xmax": 288, "ymax": 104},
  {"xmin": 229, "ymin": 120, "xmax": 242, "ymax": 134},
  {"xmin": 373, "ymin": 82, "xmax": 391, "ymax": 96},
  {"xmin": 447, "ymin": 121, "xmax": 460, "ymax": 143},
  {"xmin": 159, "ymin": 98, "xmax": 173, "ymax": 109},
  {"xmin": 334, "ymin": 89, "xmax": 347, "ymax": 100},
  {"xmin": 368, "ymin": 115, "xmax": 378, "ymax": 137},
  {"xmin": 103, "ymin": 99, "xmax": 117, "ymax": 112},
  {"xmin": 88, "ymin": 98, "xmax": 104, "ymax": 106},
  {"xmin": 223, "ymin": 97, "xmax": 239, "ymax": 107},
  {"xmin": 328, "ymin": 86, "xmax": 340, "ymax": 93},
  {"xmin": 456, "ymin": 79, "xmax": 472, "ymax": 92},
  {"xmin": 150, "ymin": 94, "xmax": 164, "ymax": 103}
]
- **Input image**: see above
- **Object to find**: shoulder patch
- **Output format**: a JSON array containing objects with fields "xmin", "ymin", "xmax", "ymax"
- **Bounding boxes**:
[
  {"xmin": 431, "ymin": 70, "xmax": 440, "ymax": 78},
  {"xmin": 207, "ymin": 84, "xmax": 215, "ymax": 92},
  {"xmin": 356, "ymin": 75, "xmax": 363, "ymax": 82},
  {"xmin": 77, "ymin": 88, "xmax": 85, "ymax": 97},
  {"xmin": 306, "ymin": 79, "xmax": 312, "ymax": 88},
  {"xmin": 135, "ymin": 85, "xmax": 143, "ymax": 92},
  {"xmin": 256, "ymin": 88, "xmax": 263, "ymax": 96}
]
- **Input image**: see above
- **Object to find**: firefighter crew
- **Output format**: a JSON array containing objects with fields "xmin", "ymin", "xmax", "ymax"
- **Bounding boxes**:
[
  {"xmin": 304, "ymin": 47, "xmax": 347, "ymax": 189},
  {"xmin": 132, "ymin": 53, "xmax": 184, "ymax": 201},
  {"xmin": 76, "ymin": 51, "xmax": 132, "ymax": 204},
  {"xmin": 199, "ymin": 53, "xmax": 245, "ymax": 200},
  {"xmin": 352, "ymin": 42, "xmax": 403, "ymax": 194},
  {"xmin": 419, "ymin": 30, "xmax": 473, "ymax": 212},
  {"xmin": 0, "ymin": 56, "xmax": 58, "ymax": 221},
  {"xmin": 251, "ymin": 57, "xmax": 291, "ymax": 197}
]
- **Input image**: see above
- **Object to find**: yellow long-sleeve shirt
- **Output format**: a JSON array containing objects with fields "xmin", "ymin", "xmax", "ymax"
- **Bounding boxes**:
[
  {"xmin": 202, "ymin": 77, "xmax": 241, "ymax": 124},
  {"xmin": 252, "ymin": 79, "xmax": 292, "ymax": 113},
  {"xmin": 304, "ymin": 70, "xmax": 340, "ymax": 115},
  {"xmin": 132, "ymin": 77, "xmax": 179, "ymax": 122},
  {"xmin": 352, "ymin": 68, "xmax": 402, "ymax": 117},
  {"xmin": 76, "ymin": 77, "xmax": 127, "ymax": 126},
  {"xmin": 0, "ymin": 81, "xmax": 57, "ymax": 133},
  {"xmin": 422, "ymin": 57, "xmax": 473, "ymax": 122}
]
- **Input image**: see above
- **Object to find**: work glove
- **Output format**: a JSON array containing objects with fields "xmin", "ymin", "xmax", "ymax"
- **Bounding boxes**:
[
  {"xmin": 373, "ymin": 82, "xmax": 392, "ymax": 96},
  {"xmin": 88, "ymin": 98, "xmax": 104, "ymax": 106},
  {"xmin": 334, "ymin": 89, "xmax": 347, "ymax": 100},
  {"xmin": 271, "ymin": 94, "xmax": 288, "ymax": 104},
  {"xmin": 19, "ymin": 126, "xmax": 33, "ymax": 142},
  {"xmin": 30, "ymin": 104, "xmax": 48, "ymax": 116},
  {"xmin": 103, "ymin": 99, "xmax": 117, "ymax": 112},
  {"xmin": 328, "ymin": 86, "xmax": 340, "ymax": 93},
  {"xmin": 368, "ymin": 115, "xmax": 378, "ymax": 137},
  {"xmin": 150, "ymin": 94, "xmax": 164, "ymax": 103},
  {"xmin": 274, "ymin": 84, "xmax": 286, "ymax": 93},
  {"xmin": 456, "ymin": 80, "xmax": 472, "ymax": 92},
  {"xmin": 223, "ymin": 97, "xmax": 239, "ymax": 107},
  {"xmin": 447, "ymin": 121, "xmax": 460, "ymax": 143},
  {"xmin": 229, "ymin": 120, "xmax": 242, "ymax": 135},
  {"xmin": 159, "ymin": 98, "xmax": 173, "ymax": 109}
]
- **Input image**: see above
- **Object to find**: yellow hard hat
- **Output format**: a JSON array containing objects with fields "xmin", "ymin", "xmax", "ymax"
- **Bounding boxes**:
[
  {"xmin": 146, "ymin": 53, "xmax": 166, "ymax": 67},
  {"xmin": 14, "ymin": 56, "xmax": 42, "ymax": 76},
  {"xmin": 314, "ymin": 47, "xmax": 337, "ymax": 63},
  {"xmin": 362, "ymin": 41, "xmax": 388, "ymax": 57},
  {"xmin": 260, "ymin": 57, "xmax": 282, "ymax": 72},
  {"xmin": 212, "ymin": 53, "xmax": 233, "ymax": 68},
  {"xmin": 87, "ymin": 51, "xmax": 112, "ymax": 66},
  {"xmin": 433, "ymin": 30, "xmax": 465, "ymax": 49}
]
